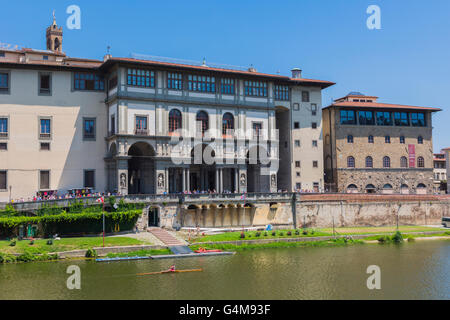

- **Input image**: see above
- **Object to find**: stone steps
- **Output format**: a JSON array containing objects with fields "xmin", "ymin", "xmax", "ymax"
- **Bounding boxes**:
[{"xmin": 148, "ymin": 228, "xmax": 185, "ymax": 246}]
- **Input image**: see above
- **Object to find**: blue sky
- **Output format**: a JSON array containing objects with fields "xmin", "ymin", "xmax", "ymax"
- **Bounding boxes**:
[{"xmin": 1, "ymin": 0, "xmax": 449, "ymax": 152}]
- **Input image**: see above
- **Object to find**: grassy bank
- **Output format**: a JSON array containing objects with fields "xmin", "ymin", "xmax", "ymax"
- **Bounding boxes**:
[
  {"xmin": 190, "ymin": 229, "xmax": 331, "ymax": 243},
  {"xmin": 190, "ymin": 237, "xmax": 364, "ymax": 251},
  {"xmin": 318, "ymin": 225, "xmax": 447, "ymax": 235},
  {"xmin": 0, "ymin": 236, "xmax": 145, "ymax": 255}
]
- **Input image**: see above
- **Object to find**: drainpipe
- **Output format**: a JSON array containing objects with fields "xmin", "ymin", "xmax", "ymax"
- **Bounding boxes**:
[{"xmin": 292, "ymin": 192, "xmax": 297, "ymax": 229}]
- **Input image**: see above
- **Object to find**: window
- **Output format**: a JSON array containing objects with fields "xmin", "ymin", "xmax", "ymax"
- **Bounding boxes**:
[
  {"xmin": 40, "ymin": 118, "xmax": 51, "ymax": 139},
  {"xmin": 411, "ymin": 113, "xmax": 426, "ymax": 127},
  {"xmin": 347, "ymin": 135, "xmax": 354, "ymax": 143},
  {"xmin": 135, "ymin": 116, "xmax": 148, "ymax": 135},
  {"xmin": 244, "ymin": 81, "xmax": 267, "ymax": 97},
  {"xmin": 376, "ymin": 111, "xmax": 393, "ymax": 126},
  {"xmin": 0, "ymin": 143, "xmax": 6, "ymax": 150},
  {"xmin": 169, "ymin": 109, "xmax": 182, "ymax": 133},
  {"xmin": 108, "ymin": 76, "xmax": 118, "ymax": 90},
  {"xmin": 110, "ymin": 115, "xmax": 115, "ymax": 135},
  {"xmin": 365, "ymin": 156, "xmax": 373, "ymax": 168},
  {"xmin": 400, "ymin": 156, "xmax": 408, "ymax": 168},
  {"xmin": 313, "ymin": 161, "xmax": 318, "ymax": 168},
  {"xmin": 340, "ymin": 110, "xmax": 356, "ymax": 125},
  {"xmin": 188, "ymin": 74, "xmax": 215, "ymax": 92},
  {"xmin": 84, "ymin": 170, "xmax": 95, "ymax": 188},
  {"xmin": 222, "ymin": 113, "xmax": 234, "ymax": 136},
  {"xmin": 347, "ymin": 156, "xmax": 355, "ymax": 168},
  {"xmin": 83, "ymin": 118, "xmax": 96, "ymax": 140},
  {"xmin": 368, "ymin": 135, "xmax": 374, "ymax": 143},
  {"xmin": 167, "ymin": 72, "xmax": 183, "ymax": 90},
  {"xmin": 358, "ymin": 111, "xmax": 375, "ymax": 125},
  {"xmin": 196, "ymin": 111, "xmax": 209, "ymax": 134},
  {"xmin": 417, "ymin": 156, "xmax": 425, "ymax": 168},
  {"xmin": 252, "ymin": 122, "xmax": 262, "ymax": 139},
  {"xmin": 312, "ymin": 140, "xmax": 318, "ymax": 147},
  {"xmin": 74, "ymin": 72, "xmax": 104, "ymax": 91},
  {"xmin": 418, "ymin": 136, "xmax": 423, "ymax": 144},
  {"xmin": 39, "ymin": 73, "xmax": 51, "ymax": 95},
  {"xmin": 294, "ymin": 122, "xmax": 300, "ymax": 129},
  {"xmin": 301, "ymin": 91, "xmax": 310, "ymax": 102},
  {"xmin": 221, "ymin": 78, "xmax": 235, "ymax": 94},
  {"xmin": 274, "ymin": 85, "xmax": 289, "ymax": 100},
  {"xmin": 0, "ymin": 171, "xmax": 6, "ymax": 190},
  {"xmin": 385, "ymin": 136, "xmax": 390, "ymax": 143},
  {"xmin": 312, "ymin": 122, "xmax": 317, "ymax": 129},
  {"xmin": 295, "ymin": 161, "xmax": 301, "ymax": 168},
  {"xmin": 43, "ymin": 55, "xmax": 49, "ymax": 60},
  {"xmin": 0, "ymin": 72, "xmax": 9, "ymax": 93},
  {"xmin": 0, "ymin": 52, "xmax": 5, "ymax": 57},
  {"xmin": 0, "ymin": 117, "xmax": 8, "ymax": 137},
  {"xmin": 383, "ymin": 156, "xmax": 391, "ymax": 168},
  {"xmin": 394, "ymin": 112, "xmax": 409, "ymax": 126},
  {"xmin": 293, "ymin": 103, "xmax": 300, "ymax": 111},
  {"xmin": 296, "ymin": 172, "xmax": 300, "ymax": 177},
  {"xmin": 127, "ymin": 69, "xmax": 155, "ymax": 87},
  {"xmin": 295, "ymin": 183, "xmax": 302, "ymax": 190},
  {"xmin": 40, "ymin": 142, "xmax": 50, "ymax": 151},
  {"xmin": 311, "ymin": 104, "xmax": 317, "ymax": 116},
  {"xmin": 294, "ymin": 140, "xmax": 300, "ymax": 147},
  {"xmin": 400, "ymin": 136, "xmax": 405, "ymax": 144},
  {"xmin": 39, "ymin": 170, "xmax": 50, "ymax": 190}
]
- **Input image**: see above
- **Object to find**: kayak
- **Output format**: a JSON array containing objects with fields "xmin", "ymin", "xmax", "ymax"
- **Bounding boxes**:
[
  {"xmin": 137, "ymin": 268, "xmax": 203, "ymax": 276},
  {"xmin": 194, "ymin": 248, "xmax": 222, "ymax": 253}
]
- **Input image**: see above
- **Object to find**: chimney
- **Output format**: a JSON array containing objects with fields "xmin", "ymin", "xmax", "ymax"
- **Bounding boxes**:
[
  {"xmin": 248, "ymin": 64, "xmax": 257, "ymax": 72},
  {"xmin": 291, "ymin": 68, "xmax": 302, "ymax": 79},
  {"xmin": 103, "ymin": 54, "xmax": 112, "ymax": 62}
]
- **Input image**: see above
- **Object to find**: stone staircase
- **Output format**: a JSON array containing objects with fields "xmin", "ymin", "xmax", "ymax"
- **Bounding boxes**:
[{"xmin": 148, "ymin": 227, "xmax": 186, "ymax": 247}]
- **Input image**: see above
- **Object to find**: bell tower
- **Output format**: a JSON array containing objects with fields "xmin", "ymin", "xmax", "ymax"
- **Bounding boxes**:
[{"xmin": 46, "ymin": 11, "xmax": 63, "ymax": 52}]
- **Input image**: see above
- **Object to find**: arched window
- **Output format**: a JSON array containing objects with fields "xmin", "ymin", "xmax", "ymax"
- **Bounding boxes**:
[
  {"xmin": 347, "ymin": 156, "xmax": 355, "ymax": 168},
  {"xmin": 222, "ymin": 112, "xmax": 234, "ymax": 135},
  {"xmin": 417, "ymin": 156, "xmax": 425, "ymax": 168},
  {"xmin": 196, "ymin": 111, "xmax": 209, "ymax": 134},
  {"xmin": 365, "ymin": 156, "xmax": 373, "ymax": 168},
  {"xmin": 168, "ymin": 109, "xmax": 182, "ymax": 133},
  {"xmin": 347, "ymin": 135, "xmax": 354, "ymax": 143},
  {"xmin": 400, "ymin": 156, "xmax": 408, "ymax": 168},
  {"xmin": 347, "ymin": 184, "xmax": 358, "ymax": 193},
  {"xmin": 383, "ymin": 184, "xmax": 393, "ymax": 189},
  {"xmin": 368, "ymin": 135, "xmax": 374, "ymax": 143},
  {"xmin": 418, "ymin": 136, "xmax": 423, "ymax": 144},
  {"xmin": 383, "ymin": 156, "xmax": 390, "ymax": 168}
]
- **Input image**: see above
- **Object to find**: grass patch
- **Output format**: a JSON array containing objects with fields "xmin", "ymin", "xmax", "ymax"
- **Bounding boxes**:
[
  {"xmin": 318, "ymin": 225, "xmax": 447, "ymax": 235},
  {"xmin": 190, "ymin": 238, "xmax": 364, "ymax": 251},
  {"xmin": 0, "ymin": 236, "xmax": 144, "ymax": 255},
  {"xmin": 190, "ymin": 229, "xmax": 331, "ymax": 243},
  {"xmin": 105, "ymin": 248, "xmax": 172, "ymax": 258}
]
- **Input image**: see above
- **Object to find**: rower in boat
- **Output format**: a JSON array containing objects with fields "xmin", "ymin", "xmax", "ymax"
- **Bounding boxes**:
[{"xmin": 167, "ymin": 265, "xmax": 176, "ymax": 272}]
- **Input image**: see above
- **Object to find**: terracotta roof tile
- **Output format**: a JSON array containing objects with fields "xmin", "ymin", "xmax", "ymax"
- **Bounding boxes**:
[{"xmin": 326, "ymin": 101, "xmax": 441, "ymax": 112}]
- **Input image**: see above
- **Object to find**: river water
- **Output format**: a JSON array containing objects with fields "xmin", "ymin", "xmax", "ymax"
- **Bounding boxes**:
[{"xmin": 0, "ymin": 240, "xmax": 449, "ymax": 300}]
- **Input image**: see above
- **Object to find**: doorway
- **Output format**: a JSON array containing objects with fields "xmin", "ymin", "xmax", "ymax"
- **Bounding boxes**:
[{"xmin": 148, "ymin": 208, "xmax": 159, "ymax": 227}]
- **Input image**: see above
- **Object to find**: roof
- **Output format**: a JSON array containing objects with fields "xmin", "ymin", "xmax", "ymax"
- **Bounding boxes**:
[
  {"xmin": 324, "ymin": 101, "xmax": 441, "ymax": 112},
  {"xmin": 100, "ymin": 57, "xmax": 335, "ymax": 88}
]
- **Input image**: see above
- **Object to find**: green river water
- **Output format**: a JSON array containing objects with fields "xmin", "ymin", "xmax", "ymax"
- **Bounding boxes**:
[{"xmin": 0, "ymin": 240, "xmax": 449, "ymax": 300}]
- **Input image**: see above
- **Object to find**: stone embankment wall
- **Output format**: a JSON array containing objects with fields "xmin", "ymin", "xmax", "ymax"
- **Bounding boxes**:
[{"xmin": 142, "ymin": 195, "xmax": 450, "ymax": 229}]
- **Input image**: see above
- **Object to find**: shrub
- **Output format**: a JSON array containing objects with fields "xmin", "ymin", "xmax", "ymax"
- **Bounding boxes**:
[
  {"xmin": 377, "ymin": 235, "xmax": 389, "ymax": 243},
  {"xmin": 85, "ymin": 248, "xmax": 98, "ymax": 258},
  {"xmin": 17, "ymin": 252, "xmax": 36, "ymax": 262},
  {"xmin": 29, "ymin": 240, "xmax": 34, "ymax": 245},
  {"xmin": 391, "ymin": 231, "xmax": 404, "ymax": 243},
  {"xmin": 240, "ymin": 232, "xmax": 245, "ymax": 239},
  {"xmin": 302, "ymin": 230, "xmax": 308, "ymax": 235},
  {"xmin": 9, "ymin": 239, "xmax": 16, "ymax": 246},
  {"xmin": 271, "ymin": 231, "xmax": 276, "ymax": 236},
  {"xmin": 255, "ymin": 232, "xmax": 261, "ymax": 237},
  {"xmin": 310, "ymin": 230, "xmax": 315, "ymax": 235},
  {"xmin": 287, "ymin": 231, "xmax": 292, "ymax": 236},
  {"xmin": 264, "ymin": 232, "xmax": 268, "ymax": 237},
  {"xmin": 407, "ymin": 236, "xmax": 415, "ymax": 242},
  {"xmin": 47, "ymin": 239, "xmax": 53, "ymax": 245},
  {"xmin": 279, "ymin": 232, "xmax": 284, "ymax": 236},
  {"xmin": 0, "ymin": 253, "xmax": 16, "ymax": 264},
  {"xmin": 295, "ymin": 230, "xmax": 300, "ymax": 236}
]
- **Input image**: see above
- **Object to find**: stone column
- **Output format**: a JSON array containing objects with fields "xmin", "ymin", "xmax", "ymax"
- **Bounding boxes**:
[
  {"xmin": 186, "ymin": 168, "xmax": 190, "ymax": 192},
  {"xmin": 182, "ymin": 168, "xmax": 186, "ymax": 192},
  {"xmin": 215, "ymin": 169, "xmax": 220, "ymax": 192},
  {"xmin": 238, "ymin": 167, "xmax": 247, "ymax": 193},
  {"xmin": 219, "ymin": 168, "xmax": 223, "ymax": 193},
  {"xmin": 234, "ymin": 168, "xmax": 239, "ymax": 193}
]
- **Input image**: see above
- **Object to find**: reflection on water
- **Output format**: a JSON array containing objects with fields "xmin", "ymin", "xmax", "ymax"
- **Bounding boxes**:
[{"xmin": 0, "ymin": 241, "xmax": 449, "ymax": 300}]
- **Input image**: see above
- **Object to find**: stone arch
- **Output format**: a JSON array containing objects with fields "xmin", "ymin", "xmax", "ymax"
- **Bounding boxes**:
[
  {"xmin": 347, "ymin": 184, "xmax": 358, "ymax": 193},
  {"xmin": 365, "ymin": 184, "xmax": 376, "ymax": 194},
  {"xmin": 127, "ymin": 142, "xmax": 156, "ymax": 194},
  {"xmin": 416, "ymin": 183, "xmax": 427, "ymax": 194}
]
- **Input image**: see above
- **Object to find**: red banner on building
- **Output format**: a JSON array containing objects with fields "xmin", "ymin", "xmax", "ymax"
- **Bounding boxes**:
[{"xmin": 408, "ymin": 144, "xmax": 416, "ymax": 168}]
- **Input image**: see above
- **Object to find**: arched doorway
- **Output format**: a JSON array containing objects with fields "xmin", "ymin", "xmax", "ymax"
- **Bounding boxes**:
[
  {"xmin": 400, "ymin": 184, "xmax": 409, "ymax": 194},
  {"xmin": 247, "ymin": 145, "xmax": 270, "ymax": 193},
  {"xmin": 381, "ymin": 184, "xmax": 393, "ymax": 194},
  {"xmin": 347, "ymin": 184, "xmax": 358, "ymax": 193},
  {"xmin": 128, "ymin": 142, "xmax": 156, "ymax": 194},
  {"xmin": 188, "ymin": 143, "xmax": 217, "ymax": 192},
  {"xmin": 365, "ymin": 184, "xmax": 376, "ymax": 194},
  {"xmin": 416, "ymin": 183, "xmax": 427, "ymax": 195}
]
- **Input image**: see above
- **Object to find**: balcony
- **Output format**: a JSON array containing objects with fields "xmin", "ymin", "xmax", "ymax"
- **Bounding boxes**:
[
  {"xmin": 135, "ymin": 128, "xmax": 149, "ymax": 136},
  {"xmin": 0, "ymin": 132, "xmax": 7, "ymax": 138},
  {"xmin": 39, "ymin": 132, "xmax": 51, "ymax": 140}
]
